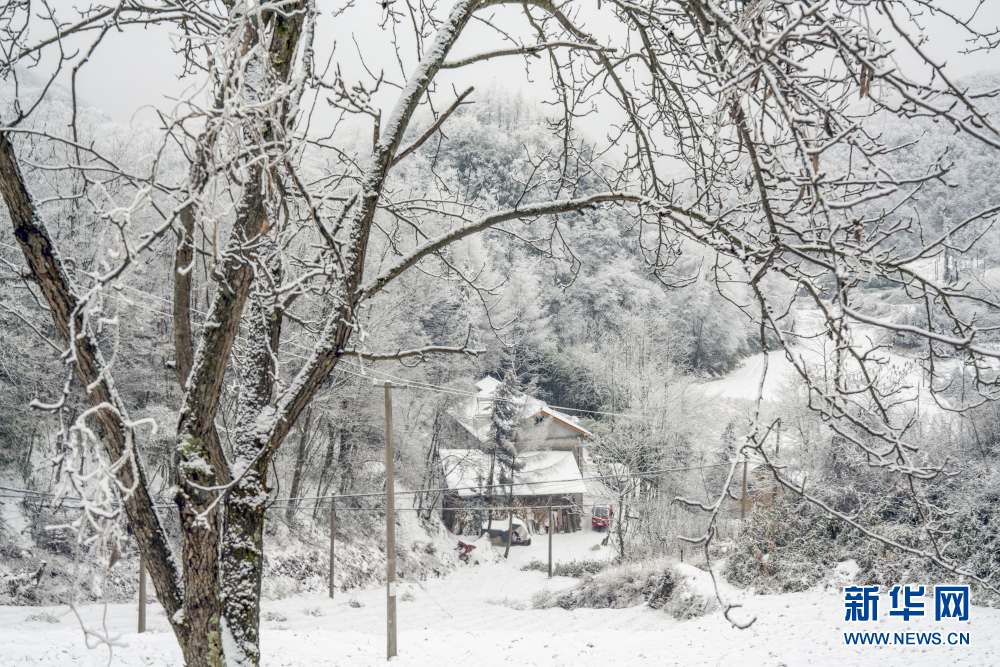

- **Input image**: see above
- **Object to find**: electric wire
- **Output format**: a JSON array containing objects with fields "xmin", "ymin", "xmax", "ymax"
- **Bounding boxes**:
[{"xmin": 0, "ymin": 461, "xmax": 729, "ymax": 509}]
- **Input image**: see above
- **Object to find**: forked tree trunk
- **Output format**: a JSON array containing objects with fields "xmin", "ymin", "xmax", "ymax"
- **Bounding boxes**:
[{"xmin": 2, "ymin": 3, "xmax": 501, "ymax": 665}]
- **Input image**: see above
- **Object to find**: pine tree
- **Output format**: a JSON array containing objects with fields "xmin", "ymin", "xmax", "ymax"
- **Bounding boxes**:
[{"xmin": 484, "ymin": 369, "xmax": 524, "ymax": 535}]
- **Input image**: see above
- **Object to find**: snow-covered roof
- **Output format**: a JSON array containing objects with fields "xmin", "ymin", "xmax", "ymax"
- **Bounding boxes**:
[
  {"xmin": 439, "ymin": 449, "xmax": 587, "ymax": 498},
  {"xmin": 535, "ymin": 406, "xmax": 593, "ymax": 438},
  {"xmin": 455, "ymin": 377, "xmax": 594, "ymax": 443}
]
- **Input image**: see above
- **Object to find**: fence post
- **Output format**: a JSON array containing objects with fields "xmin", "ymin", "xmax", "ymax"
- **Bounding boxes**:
[
  {"xmin": 329, "ymin": 500, "xmax": 336, "ymax": 599},
  {"xmin": 138, "ymin": 552, "xmax": 146, "ymax": 633},
  {"xmin": 384, "ymin": 381, "xmax": 397, "ymax": 660},
  {"xmin": 740, "ymin": 459, "xmax": 748, "ymax": 520},
  {"xmin": 547, "ymin": 507, "xmax": 553, "ymax": 578},
  {"xmin": 503, "ymin": 510, "xmax": 514, "ymax": 559}
]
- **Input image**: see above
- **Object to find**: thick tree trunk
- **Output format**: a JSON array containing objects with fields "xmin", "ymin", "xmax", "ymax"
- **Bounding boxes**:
[
  {"xmin": 173, "ymin": 163, "xmax": 269, "ymax": 667},
  {"xmin": 220, "ymin": 239, "xmax": 282, "ymax": 667},
  {"xmin": 221, "ymin": 474, "xmax": 266, "ymax": 665}
]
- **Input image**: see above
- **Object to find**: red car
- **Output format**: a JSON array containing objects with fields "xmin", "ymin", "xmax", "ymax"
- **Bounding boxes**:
[{"xmin": 592, "ymin": 504, "xmax": 613, "ymax": 531}]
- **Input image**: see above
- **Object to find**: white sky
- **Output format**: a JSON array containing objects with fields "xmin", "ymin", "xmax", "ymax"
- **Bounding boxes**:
[{"xmin": 25, "ymin": 1, "xmax": 1000, "ymax": 140}]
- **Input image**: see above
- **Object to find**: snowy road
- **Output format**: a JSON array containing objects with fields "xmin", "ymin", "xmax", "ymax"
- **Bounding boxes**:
[{"xmin": 1, "ymin": 533, "xmax": 996, "ymax": 667}]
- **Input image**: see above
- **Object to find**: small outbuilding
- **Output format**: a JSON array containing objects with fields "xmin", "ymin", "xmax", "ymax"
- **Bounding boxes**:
[{"xmin": 439, "ymin": 448, "xmax": 586, "ymax": 534}]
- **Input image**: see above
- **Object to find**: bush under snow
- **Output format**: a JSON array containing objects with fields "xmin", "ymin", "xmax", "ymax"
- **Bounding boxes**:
[{"xmin": 530, "ymin": 560, "xmax": 719, "ymax": 619}]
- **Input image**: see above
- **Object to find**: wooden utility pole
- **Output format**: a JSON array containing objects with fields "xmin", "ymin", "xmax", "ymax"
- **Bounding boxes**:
[
  {"xmin": 383, "ymin": 381, "xmax": 398, "ymax": 660},
  {"xmin": 329, "ymin": 500, "xmax": 336, "ymax": 599},
  {"xmin": 503, "ymin": 510, "xmax": 514, "ymax": 559},
  {"xmin": 547, "ymin": 506, "xmax": 553, "ymax": 578},
  {"xmin": 740, "ymin": 459, "xmax": 748, "ymax": 520},
  {"xmin": 138, "ymin": 553, "xmax": 146, "ymax": 633}
]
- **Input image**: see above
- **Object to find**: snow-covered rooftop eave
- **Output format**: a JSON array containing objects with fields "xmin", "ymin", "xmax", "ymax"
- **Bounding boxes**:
[{"xmin": 532, "ymin": 409, "xmax": 594, "ymax": 439}]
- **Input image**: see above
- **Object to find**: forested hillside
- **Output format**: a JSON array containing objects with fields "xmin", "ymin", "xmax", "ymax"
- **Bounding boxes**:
[{"xmin": 2, "ymin": 2, "xmax": 1000, "ymax": 665}]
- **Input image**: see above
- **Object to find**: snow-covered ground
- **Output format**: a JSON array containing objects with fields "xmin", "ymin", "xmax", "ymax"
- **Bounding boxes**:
[
  {"xmin": 2, "ymin": 532, "xmax": 996, "ymax": 667},
  {"xmin": 701, "ymin": 350, "xmax": 794, "ymax": 402},
  {"xmin": 698, "ymin": 305, "xmax": 957, "ymax": 427},
  {"xmin": 2, "ymin": 306, "xmax": 993, "ymax": 667}
]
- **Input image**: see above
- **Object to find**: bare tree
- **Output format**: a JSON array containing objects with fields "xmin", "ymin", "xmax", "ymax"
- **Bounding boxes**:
[{"xmin": 3, "ymin": 0, "xmax": 1000, "ymax": 663}]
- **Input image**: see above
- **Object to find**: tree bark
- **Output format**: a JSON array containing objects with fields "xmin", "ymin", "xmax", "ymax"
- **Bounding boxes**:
[
  {"xmin": 172, "ymin": 202, "xmax": 196, "ymax": 390},
  {"xmin": 220, "ymin": 239, "xmax": 282, "ymax": 667},
  {"xmin": 173, "ymin": 163, "xmax": 269, "ymax": 667}
]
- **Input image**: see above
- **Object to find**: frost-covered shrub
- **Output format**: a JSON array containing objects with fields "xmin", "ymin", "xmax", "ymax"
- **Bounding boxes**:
[
  {"xmin": 850, "ymin": 474, "xmax": 1000, "ymax": 606},
  {"xmin": 28, "ymin": 512, "xmax": 76, "ymax": 557},
  {"xmin": 531, "ymin": 560, "xmax": 716, "ymax": 619},
  {"xmin": 3, "ymin": 561, "xmax": 47, "ymax": 605},
  {"xmin": 725, "ymin": 495, "xmax": 839, "ymax": 593},
  {"xmin": 24, "ymin": 611, "xmax": 59, "ymax": 623},
  {"xmin": 260, "ymin": 518, "xmax": 454, "ymax": 600},
  {"xmin": 520, "ymin": 559, "xmax": 607, "ymax": 577},
  {"xmin": 726, "ymin": 477, "xmax": 1000, "ymax": 606},
  {"xmin": 949, "ymin": 480, "xmax": 1000, "ymax": 594},
  {"xmin": 485, "ymin": 595, "xmax": 527, "ymax": 610},
  {"xmin": 411, "ymin": 541, "xmax": 436, "ymax": 556}
]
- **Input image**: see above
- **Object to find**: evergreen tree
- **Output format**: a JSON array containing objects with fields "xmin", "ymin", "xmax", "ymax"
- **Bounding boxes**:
[
  {"xmin": 483, "ymin": 369, "xmax": 524, "ymax": 533},
  {"xmin": 490, "ymin": 369, "xmax": 525, "ymax": 492}
]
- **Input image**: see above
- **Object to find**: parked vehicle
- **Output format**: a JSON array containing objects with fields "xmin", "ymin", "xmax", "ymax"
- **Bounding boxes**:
[
  {"xmin": 592, "ymin": 504, "xmax": 613, "ymax": 531},
  {"xmin": 480, "ymin": 518, "xmax": 532, "ymax": 546}
]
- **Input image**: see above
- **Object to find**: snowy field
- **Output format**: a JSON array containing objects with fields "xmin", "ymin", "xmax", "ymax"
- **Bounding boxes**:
[{"xmin": 2, "ymin": 531, "xmax": 996, "ymax": 667}]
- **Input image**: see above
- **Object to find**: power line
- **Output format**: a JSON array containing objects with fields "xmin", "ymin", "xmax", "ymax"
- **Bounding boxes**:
[
  {"xmin": 269, "ymin": 504, "xmax": 578, "ymax": 512},
  {"xmin": 0, "ymin": 495, "xmax": 581, "ymax": 514},
  {"xmin": 0, "ymin": 461, "xmax": 730, "ymax": 510},
  {"xmin": 290, "ymin": 461, "xmax": 731, "ymax": 503}
]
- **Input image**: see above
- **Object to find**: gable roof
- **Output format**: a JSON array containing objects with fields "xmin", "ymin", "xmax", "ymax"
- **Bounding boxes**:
[
  {"xmin": 439, "ymin": 449, "xmax": 587, "ymax": 498},
  {"xmin": 529, "ymin": 407, "xmax": 594, "ymax": 438},
  {"xmin": 455, "ymin": 377, "xmax": 594, "ymax": 443}
]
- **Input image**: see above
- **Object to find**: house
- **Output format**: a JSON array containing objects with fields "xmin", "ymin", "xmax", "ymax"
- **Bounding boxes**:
[
  {"xmin": 452, "ymin": 377, "xmax": 594, "ymax": 464},
  {"xmin": 439, "ymin": 377, "xmax": 594, "ymax": 534}
]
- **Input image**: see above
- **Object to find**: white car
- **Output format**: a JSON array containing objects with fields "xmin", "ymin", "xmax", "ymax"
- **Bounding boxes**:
[{"xmin": 480, "ymin": 518, "xmax": 532, "ymax": 546}]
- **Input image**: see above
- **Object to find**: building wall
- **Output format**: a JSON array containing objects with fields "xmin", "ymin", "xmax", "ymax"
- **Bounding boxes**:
[
  {"xmin": 518, "ymin": 417, "xmax": 586, "ymax": 446},
  {"xmin": 441, "ymin": 492, "xmax": 584, "ymax": 534}
]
